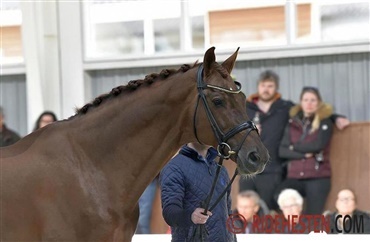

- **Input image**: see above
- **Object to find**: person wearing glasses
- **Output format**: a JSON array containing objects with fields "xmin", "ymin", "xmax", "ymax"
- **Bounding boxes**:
[
  {"xmin": 277, "ymin": 86, "xmax": 335, "ymax": 215},
  {"xmin": 327, "ymin": 189, "xmax": 370, "ymax": 234}
]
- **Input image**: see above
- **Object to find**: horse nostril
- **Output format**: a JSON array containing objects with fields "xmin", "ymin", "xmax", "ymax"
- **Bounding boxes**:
[{"xmin": 248, "ymin": 151, "xmax": 260, "ymax": 163}]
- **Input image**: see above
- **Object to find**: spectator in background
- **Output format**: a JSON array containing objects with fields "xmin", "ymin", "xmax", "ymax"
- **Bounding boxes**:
[
  {"xmin": 233, "ymin": 190, "xmax": 269, "ymax": 233},
  {"xmin": 277, "ymin": 188, "xmax": 309, "ymax": 233},
  {"xmin": 327, "ymin": 189, "xmax": 370, "ymax": 234},
  {"xmin": 136, "ymin": 176, "xmax": 159, "ymax": 234},
  {"xmin": 277, "ymin": 86, "xmax": 334, "ymax": 215},
  {"xmin": 239, "ymin": 70, "xmax": 350, "ymax": 211},
  {"xmin": 0, "ymin": 106, "xmax": 21, "ymax": 147},
  {"xmin": 33, "ymin": 111, "xmax": 58, "ymax": 131}
]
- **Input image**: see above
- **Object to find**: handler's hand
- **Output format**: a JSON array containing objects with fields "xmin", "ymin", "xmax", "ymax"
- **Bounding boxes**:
[{"xmin": 191, "ymin": 208, "xmax": 212, "ymax": 224}]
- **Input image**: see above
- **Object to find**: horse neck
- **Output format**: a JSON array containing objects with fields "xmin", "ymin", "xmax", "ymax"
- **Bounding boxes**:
[{"xmin": 68, "ymin": 71, "xmax": 197, "ymax": 210}]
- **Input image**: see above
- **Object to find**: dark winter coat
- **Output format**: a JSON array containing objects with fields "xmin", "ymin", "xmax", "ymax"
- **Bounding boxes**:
[
  {"xmin": 246, "ymin": 93, "xmax": 294, "ymax": 174},
  {"xmin": 0, "ymin": 124, "xmax": 21, "ymax": 147},
  {"xmin": 279, "ymin": 104, "xmax": 334, "ymax": 179}
]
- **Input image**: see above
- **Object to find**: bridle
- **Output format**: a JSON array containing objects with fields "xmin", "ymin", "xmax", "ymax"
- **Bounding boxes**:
[
  {"xmin": 191, "ymin": 64, "xmax": 259, "ymax": 241},
  {"xmin": 193, "ymin": 64, "xmax": 258, "ymax": 159}
]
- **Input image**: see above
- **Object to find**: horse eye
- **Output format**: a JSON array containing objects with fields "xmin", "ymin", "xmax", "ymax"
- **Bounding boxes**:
[{"xmin": 212, "ymin": 98, "xmax": 223, "ymax": 107}]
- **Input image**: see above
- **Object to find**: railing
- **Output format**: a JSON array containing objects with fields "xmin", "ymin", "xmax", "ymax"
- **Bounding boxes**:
[{"xmin": 324, "ymin": 122, "xmax": 370, "ymax": 212}]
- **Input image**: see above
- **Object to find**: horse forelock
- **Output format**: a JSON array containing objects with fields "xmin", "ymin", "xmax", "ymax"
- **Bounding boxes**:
[{"xmin": 73, "ymin": 62, "xmax": 199, "ymax": 117}]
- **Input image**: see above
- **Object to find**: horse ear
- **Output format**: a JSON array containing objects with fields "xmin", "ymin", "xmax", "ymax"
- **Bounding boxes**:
[
  {"xmin": 221, "ymin": 47, "xmax": 240, "ymax": 74},
  {"xmin": 203, "ymin": 47, "xmax": 216, "ymax": 77}
]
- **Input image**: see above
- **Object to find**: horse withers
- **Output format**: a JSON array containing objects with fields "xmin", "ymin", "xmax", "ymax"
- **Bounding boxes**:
[{"xmin": 0, "ymin": 47, "xmax": 269, "ymax": 241}]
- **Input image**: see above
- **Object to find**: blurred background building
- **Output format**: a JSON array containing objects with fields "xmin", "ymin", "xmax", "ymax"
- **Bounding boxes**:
[{"xmin": 1, "ymin": 0, "xmax": 369, "ymax": 136}]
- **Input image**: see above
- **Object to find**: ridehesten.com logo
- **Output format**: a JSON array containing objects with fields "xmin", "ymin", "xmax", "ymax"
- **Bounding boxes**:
[{"xmin": 226, "ymin": 213, "xmax": 366, "ymax": 234}]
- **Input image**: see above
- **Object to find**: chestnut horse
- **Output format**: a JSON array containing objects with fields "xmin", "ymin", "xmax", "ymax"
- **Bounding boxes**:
[{"xmin": 0, "ymin": 47, "xmax": 269, "ymax": 241}]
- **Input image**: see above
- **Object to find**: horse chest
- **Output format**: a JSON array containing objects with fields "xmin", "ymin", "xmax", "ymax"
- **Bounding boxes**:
[
  {"xmin": 53, "ymin": 159, "xmax": 129, "ymax": 238},
  {"xmin": 71, "ymin": 160, "xmax": 116, "ymax": 219},
  {"xmin": 53, "ymin": 186, "xmax": 123, "ymax": 240}
]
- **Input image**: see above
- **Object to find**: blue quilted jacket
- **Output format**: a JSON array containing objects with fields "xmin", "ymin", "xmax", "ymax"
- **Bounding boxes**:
[{"xmin": 160, "ymin": 145, "xmax": 236, "ymax": 242}]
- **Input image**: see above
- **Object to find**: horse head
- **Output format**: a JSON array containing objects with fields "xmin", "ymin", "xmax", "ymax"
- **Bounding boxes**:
[{"xmin": 194, "ymin": 47, "xmax": 269, "ymax": 175}]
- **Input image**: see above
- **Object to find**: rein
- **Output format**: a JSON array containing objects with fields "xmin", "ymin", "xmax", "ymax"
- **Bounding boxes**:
[{"xmin": 191, "ymin": 64, "xmax": 258, "ymax": 241}]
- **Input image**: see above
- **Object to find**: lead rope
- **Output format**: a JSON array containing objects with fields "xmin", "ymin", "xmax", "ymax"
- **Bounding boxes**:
[
  {"xmin": 190, "ymin": 157, "xmax": 238, "ymax": 242},
  {"xmin": 209, "ymin": 168, "xmax": 238, "ymax": 212}
]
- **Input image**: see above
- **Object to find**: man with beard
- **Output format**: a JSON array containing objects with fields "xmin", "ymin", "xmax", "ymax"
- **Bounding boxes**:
[{"xmin": 239, "ymin": 70, "xmax": 349, "ymax": 211}]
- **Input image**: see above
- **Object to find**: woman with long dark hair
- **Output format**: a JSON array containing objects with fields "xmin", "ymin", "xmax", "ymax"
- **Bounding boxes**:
[{"xmin": 33, "ymin": 111, "xmax": 58, "ymax": 131}]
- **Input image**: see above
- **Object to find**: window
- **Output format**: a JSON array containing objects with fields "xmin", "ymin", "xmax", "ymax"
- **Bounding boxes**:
[
  {"xmin": 83, "ymin": 1, "xmax": 146, "ymax": 58},
  {"xmin": 82, "ymin": 0, "xmax": 369, "ymax": 60},
  {"xmin": 208, "ymin": 6, "xmax": 287, "ymax": 48},
  {"xmin": 295, "ymin": 3, "xmax": 312, "ymax": 43},
  {"xmin": 154, "ymin": 18, "xmax": 180, "ymax": 53},
  {"xmin": 92, "ymin": 21, "xmax": 144, "ymax": 57},
  {"xmin": 83, "ymin": 0, "xmax": 182, "ymax": 58},
  {"xmin": 192, "ymin": 16, "xmax": 205, "ymax": 50},
  {"xmin": 0, "ymin": 1, "xmax": 23, "ymax": 64},
  {"xmin": 321, "ymin": 2, "xmax": 369, "ymax": 42}
]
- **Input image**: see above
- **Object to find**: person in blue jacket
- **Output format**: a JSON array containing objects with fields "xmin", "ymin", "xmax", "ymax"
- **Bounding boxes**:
[{"xmin": 160, "ymin": 142, "xmax": 236, "ymax": 242}]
